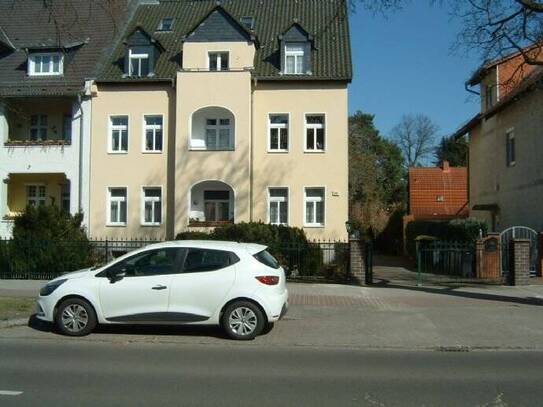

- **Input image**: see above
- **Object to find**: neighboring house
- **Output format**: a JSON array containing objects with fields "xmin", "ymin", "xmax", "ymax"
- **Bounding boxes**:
[
  {"xmin": 0, "ymin": 0, "xmax": 131, "ymax": 237},
  {"xmin": 406, "ymin": 161, "xmax": 469, "ymax": 222},
  {"xmin": 453, "ymin": 48, "xmax": 543, "ymax": 232},
  {"xmin": 89, "ymin": 0, "xmax": 351, "ymax": 240}
]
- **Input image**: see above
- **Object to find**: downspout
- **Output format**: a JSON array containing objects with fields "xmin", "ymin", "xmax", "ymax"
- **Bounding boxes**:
[
  {"xmin": 250, "ymin": 76, "xmax": 256, "ymax": 221},
  {"xmin": 77, "ymin": 93, "xmax": 84, "ymax": 215}
]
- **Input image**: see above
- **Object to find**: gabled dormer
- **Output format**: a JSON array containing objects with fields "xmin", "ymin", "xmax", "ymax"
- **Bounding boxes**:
[
  {"xmin": 123, "ymin": 26, "xmax": 164, "ymax": 78},
  {"xmin": 279, "ymin": 22, "xmax": 313, "ymax": 75},
  {"xmin": 181, "ymin": 6, "xmax": 257, "ymax": 72},
  {"xmin": 0, "ymin": 26, "xmax": 15, "ymax": 55}
]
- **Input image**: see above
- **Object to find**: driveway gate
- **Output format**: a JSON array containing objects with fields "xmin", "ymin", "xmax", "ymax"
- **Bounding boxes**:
[{"xmin": 500, "ymin": 226, "xmax": 539, "ymax": 277}]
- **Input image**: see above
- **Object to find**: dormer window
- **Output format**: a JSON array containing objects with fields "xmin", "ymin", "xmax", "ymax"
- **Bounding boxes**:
[
  {"xmin": 158, "ymin": 18, "xmax": 173, "ymax": 32},
  {"xmin": 28, "ymin": 52, "xmax": 63, "ymax": 76},
  {"xmin": 284, "ymin": 43, "xmax": 305, "ymax": 74},
  {"xmin": 128, "ymin": 48, "xmax": 150, "ymax": 77},
  {"xmin": 209, "ymin": 52, "xmax": 229, "ymax": 71},
  {"xmin": 240, "ymin": 16, "xmax": 255, "ymax": 30}
]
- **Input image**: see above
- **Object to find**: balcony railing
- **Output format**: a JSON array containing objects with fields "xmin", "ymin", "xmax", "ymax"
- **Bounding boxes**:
[
  {"xmin": 4, "ymin": 139, "xmax": 71, "ymax": 147},
  {"xmin": 188, "ymin": 220, "xmax": 234, "ymax": 228}
]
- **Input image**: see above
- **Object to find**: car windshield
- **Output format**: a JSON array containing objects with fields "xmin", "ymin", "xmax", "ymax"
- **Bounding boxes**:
[{"xmin": 253, "ymin": 250, "xmax": 280, "ymax": 269}]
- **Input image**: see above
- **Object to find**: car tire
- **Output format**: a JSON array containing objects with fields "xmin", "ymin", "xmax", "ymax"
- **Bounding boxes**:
[
  {"xmin": 55, "ymin": 298, "xmax": 97, "ymax": 337},
  {"xmin": 262, "ymin": 322, "xmax": 275, "ymax": 335},
  {"xmin": 221, "ymin": 301, "xmax": 265, "ymax": 340}
]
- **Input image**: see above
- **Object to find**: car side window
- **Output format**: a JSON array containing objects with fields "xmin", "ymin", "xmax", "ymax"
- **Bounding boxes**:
[
  {"xmin": 182, "ymin": 248, "xmax": 239, "ymax": 273},
  {"xmin": 104, "ymin": 248, "xmax": 182, "ymax": 277}
]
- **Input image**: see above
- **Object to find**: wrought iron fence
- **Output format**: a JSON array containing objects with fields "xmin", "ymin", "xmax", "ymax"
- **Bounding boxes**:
[
  {"xmin": 0, "ymin": 238, "xmax": 350, "ymax": 282},
  {"xmin": 416, "ymin": 240, "xmax": 475, "ymax": 281}
]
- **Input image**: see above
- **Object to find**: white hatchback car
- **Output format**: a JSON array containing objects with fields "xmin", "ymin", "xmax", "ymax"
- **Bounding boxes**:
[{"xmin": 36, "ymin": 241, "xmax": 288, "ymax": 340}]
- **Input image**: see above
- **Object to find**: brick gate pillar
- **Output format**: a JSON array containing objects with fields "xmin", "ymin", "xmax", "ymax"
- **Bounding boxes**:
[
  {"xmin": 511, "ymin": 239, "xmax": 531, "ymax": 286},
  {"xmin": 349, "ymin": 237, "xmax": 366, "ymax": 286}
]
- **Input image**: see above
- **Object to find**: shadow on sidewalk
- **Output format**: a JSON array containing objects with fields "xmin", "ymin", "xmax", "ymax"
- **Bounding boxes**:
[
  {"xmin": 27, "ymin": 314, "xmax": 228, "ymax": 339},
  {"xmin": 374, "ymin": 280, "xmax": 543, "ymax": 307}
]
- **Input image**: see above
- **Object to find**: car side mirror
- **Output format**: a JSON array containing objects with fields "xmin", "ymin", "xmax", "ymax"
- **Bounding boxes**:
[{"xmin": 106, "ymin": 268, "xmax": 126, "ymax": 283}]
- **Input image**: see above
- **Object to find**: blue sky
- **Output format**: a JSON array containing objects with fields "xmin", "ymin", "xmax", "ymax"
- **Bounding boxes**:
[{"xmin": 348, "ymin": 2, "xmax": 481, "ymax": 138}]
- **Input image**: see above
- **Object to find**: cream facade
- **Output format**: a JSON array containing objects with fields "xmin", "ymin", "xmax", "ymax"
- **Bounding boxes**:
[
  {"xmin": 468, "ymin": 88, "xmax": 543, "ymax": 232},
  {"xmin": 457, "ymin": 52, "xmax": 543, "ymax": 233},
  {"xmin": 87, "ymin": 1, "xmax": 351, "ymax": 240},
  {"xmin": 88, "ymin": 83, "xmax": 174, "ymax": 239}
]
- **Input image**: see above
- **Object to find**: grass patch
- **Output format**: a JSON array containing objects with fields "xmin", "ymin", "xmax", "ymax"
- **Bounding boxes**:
[{"xmin": 0, "ymin": 297, "xmax": 34, "ymax": 321}]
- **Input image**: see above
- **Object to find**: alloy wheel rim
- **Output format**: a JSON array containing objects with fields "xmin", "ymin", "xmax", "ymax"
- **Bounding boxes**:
[
  {"xmin": 61, "ymin": 304, "xmax": 89, "ymax": 333},
  {"xmin": 228, "ymin": 307, "xmax": 257, "ymax": 336}
]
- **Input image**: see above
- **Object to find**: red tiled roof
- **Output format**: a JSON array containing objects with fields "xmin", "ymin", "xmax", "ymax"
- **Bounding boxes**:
[{"xmin": 408, "ymin": 164, "xmax": 468, "ymax": 219}]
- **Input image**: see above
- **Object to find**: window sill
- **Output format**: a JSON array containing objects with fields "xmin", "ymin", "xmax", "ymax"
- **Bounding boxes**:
[
  {"xmin": 107, "ymin": 151, "xmax": 128, "ymax": 155},
  {"xmin": 4, "ymin": 140, "xmax": 71, "ymax": 147},
  {"xmin": 142, "ymin": 150, "xmax": 163, "ymax": 154},
  {"xmin": 303, "ymin": 224, "xmax": 325, "ymax": 228},
  {"xmin": 106, "ymin": 223, "xmax": 127, "ymax": 227},
  {"xmin": 141, "ymin": 223, "xmax": 162, "ymax": 227},
  {"xmin": 189, "ymin": 148, "xmax": 235, "ymax": 152},
  {"xmin": 188, "ymin": 220, "xmax": 234, "ymax": 227},
  {"xmin": 267, "ymin": 150, "xmax": 289, "ymax": 154},
  {"xmin": 304, "ymin": 150, "xmax": 326, "ymax": 154}
]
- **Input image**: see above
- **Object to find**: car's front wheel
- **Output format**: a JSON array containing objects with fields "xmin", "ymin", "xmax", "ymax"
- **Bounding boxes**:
[
  {"xmin": 222, "ymin": 301, "xmax": 265, "ymax": 340},
  {"xmin": 55, "ymin": 298, "xmax": 97, "ymax": 336}
]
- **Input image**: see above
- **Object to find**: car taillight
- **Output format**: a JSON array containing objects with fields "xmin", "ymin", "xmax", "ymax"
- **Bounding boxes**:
[{"xmin": 255, "ymin": 276, "xmax": 279, "ymax": 285}]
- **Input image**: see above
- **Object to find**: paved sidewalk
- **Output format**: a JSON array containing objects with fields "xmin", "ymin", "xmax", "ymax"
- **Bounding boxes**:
[
  {"xmin": 2, "ymin": 279, "xmax": 543, "ymax": 350},
  {"xmin": 0, "ymin": 280, "xmax": 45, "ymax": 298}
]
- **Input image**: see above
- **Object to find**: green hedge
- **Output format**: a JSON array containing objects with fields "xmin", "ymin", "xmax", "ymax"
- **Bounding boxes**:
[
  {"xmin": 405, "ymin": 218, "xmax": 487, "ymax": 257},
  {"xmin": 176, "ymin": 222, "xmax": 323, "ymax": 278}
]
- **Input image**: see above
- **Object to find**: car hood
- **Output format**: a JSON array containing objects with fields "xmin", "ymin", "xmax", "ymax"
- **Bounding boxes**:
[{"xmin": 51, "ymin": 268, "xmax": 93, "ymax": 282}]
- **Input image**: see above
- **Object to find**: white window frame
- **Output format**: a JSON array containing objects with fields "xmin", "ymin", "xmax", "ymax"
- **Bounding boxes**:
[
  {"xmin": 208, "ymin": 51, "xmax": 229, "ymax": 72},
  {"xmin": 304, "ymin": 113, "xmax": 326, "ymax": 152},
  {"xmin": 142, "ymin": 114, "xmax": 164, "ymax": 153},
  {"xmin": 303, "ymin": 186, "xmax": 326, "ymax": 228},
  {"xmin": 128, "ymin": 49, "xmax": 150, "ymax": 77},
  {"xmin": 28, "ymin": 52, "xmax": 63, "ymax": 76},
  {"xmin": 108, "ymin": 115, "xmax": 129, "ymax": 154},
  {"xmin": 204, "ymin": 117, "xmax": 233, "ymax": 150},
  {"xmin": 158, "ymin": 17, "xmax": 174, "ymax": 31},
  {"xmin": 141, "ymin": 186, "xmax": 162, "ymax": 226},
  {"xmin": 267, "ymin": 187, "xmax": 289, "ymax": 226},
  {"xmin": 268, "ymin": 113, "xmax": 290, "ymax": 153},
  {"xmin": 26, "ymin": 184, "xmax": 47, "ymax": 207},
  {"xmin": 506, "ymin": 127, "xmax": 516, "ymax": 167},
  {"xmin": 284, "ymin": 43, "xmax": 305, "ymax": 75},
  {"xmin": 107, "ymin": 187, "xmax": 128, "ymax": 227}
]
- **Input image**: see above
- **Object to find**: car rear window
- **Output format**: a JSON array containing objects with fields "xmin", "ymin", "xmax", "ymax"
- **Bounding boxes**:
[
  {"xmin": 183, "ymin": 248, "xmax": 239, "ymax": 273},
  {"xmin": 253, "ymin": 250, "xmax": 280, "ymax": 269}
]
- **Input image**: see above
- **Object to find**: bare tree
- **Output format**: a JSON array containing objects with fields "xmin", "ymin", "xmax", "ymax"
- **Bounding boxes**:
[{"xmin": 391, "ymin": 114, "xmax": 439, "ymax": 167}]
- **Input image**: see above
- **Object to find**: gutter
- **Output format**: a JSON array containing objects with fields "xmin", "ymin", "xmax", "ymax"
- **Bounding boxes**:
[{"xmin": 249, "ymin": 77, "xmax": 256, "ymax": 221}]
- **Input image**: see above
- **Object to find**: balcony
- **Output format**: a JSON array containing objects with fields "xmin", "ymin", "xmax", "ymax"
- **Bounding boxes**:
[
  {"xmin": 189, "ymin": 106, "xmax": 235, "ymax": 151},
  {"xmin": 188, "ymin": 180, "xmax": 235, "ymax": 227}
]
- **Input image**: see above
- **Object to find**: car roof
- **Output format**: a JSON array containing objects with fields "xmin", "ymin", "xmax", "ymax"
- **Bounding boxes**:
[{"xmin": 143, "ymin": 240, "xmax": 267, "ymax": 255}]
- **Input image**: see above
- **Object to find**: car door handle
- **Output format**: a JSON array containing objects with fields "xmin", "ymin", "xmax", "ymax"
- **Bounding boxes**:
[{"xmin": 152, "ymin": 285, "xmax": 167, "ymax": 290}]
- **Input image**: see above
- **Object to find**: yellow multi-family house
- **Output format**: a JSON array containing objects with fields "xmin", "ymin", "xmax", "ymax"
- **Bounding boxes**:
[{"xmin": 89, "ymin": 0, "xmax": 352, "ymax": 241}]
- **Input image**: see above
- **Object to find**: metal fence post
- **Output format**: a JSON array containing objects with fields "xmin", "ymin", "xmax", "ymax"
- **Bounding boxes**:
[
  {"xmin": 416, "ymin": 240, "xmax": 422, "ymax": 287},
  {"xmin": 105, "ymin": 238, "xmax": 109, "ymax": 263}
]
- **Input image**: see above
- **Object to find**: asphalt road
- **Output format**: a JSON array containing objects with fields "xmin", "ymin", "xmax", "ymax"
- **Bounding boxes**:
[{"xmin": 0, "ymin": 339, "xmax": 542, "ymax": 406}]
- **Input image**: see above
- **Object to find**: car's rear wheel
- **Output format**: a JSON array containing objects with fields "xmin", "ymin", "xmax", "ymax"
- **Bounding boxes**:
[
  {"xmin": 222, "ymin": 301, "xmax": 265, "ymax": 340},
  {"xmin": 55, "ymin": 298, "xmax": 96, "ymax": 336}
]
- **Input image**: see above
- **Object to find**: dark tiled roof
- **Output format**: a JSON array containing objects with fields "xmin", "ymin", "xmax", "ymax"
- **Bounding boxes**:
[
  {"xmin": 0, "ymin": 0, "xmax": 131, "ymax": 97},
  {"xmin": 99, "ymin": 0, "xmax": 352, "ymax": 82}
]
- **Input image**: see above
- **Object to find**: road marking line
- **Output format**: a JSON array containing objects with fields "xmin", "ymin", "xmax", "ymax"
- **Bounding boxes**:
[{"xmin": 0, "ymin": 390, "xmax": 23, "ymax": 396}]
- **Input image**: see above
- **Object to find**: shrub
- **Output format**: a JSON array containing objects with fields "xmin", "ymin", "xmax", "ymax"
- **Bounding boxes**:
[
  {"xmin": 176, "ymin": 222, "xmax": 323, "ymax": 277},
  {"xmin": 175, "ymin": 231, "xmax": 212, "ymax": 240},
  {"xmin": 405, "ymin": 218, "xmax": 488, "ymax": 257},
  {"xmin": 374, "ymin": 208, "xmax": 405, "ymax": 255},
  {"xmin": 7, "ymin": 206, "xmax": 90, "ymax": 277}
]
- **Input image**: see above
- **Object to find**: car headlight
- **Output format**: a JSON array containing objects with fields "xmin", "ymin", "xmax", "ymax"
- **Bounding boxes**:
[{"xmin": 40, "ymin": 279, "xmax": 67, "ymax": 296}]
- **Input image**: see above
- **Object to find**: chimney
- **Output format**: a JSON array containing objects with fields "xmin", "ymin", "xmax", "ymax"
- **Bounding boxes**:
[{"xmin": 442, "ymin": 160, "xmax": 450, "ymax": 172}]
